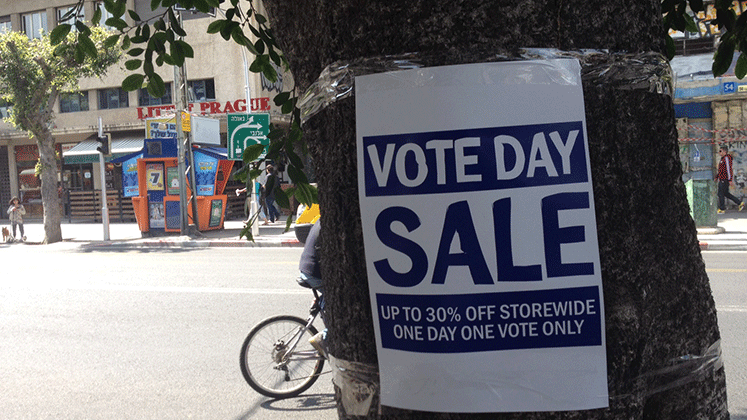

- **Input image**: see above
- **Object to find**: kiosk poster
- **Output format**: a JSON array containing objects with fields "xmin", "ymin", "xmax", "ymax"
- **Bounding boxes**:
[
  {"xmin": 145, "ymin": 163, "xmax": 164, "ymax": 191},
  {"xmin": 355, "ymin": 60, "xmax": 608, "ymax": 412},
  {"xmin": 195, "ymin": 153, "xmax": 218, "ymax": 196},
  {"xmin": 122, "ymin": 154, "xmax": 141, "ymax": 197},
  {"xmin": 167, "ymin": 167, "xmax": 180, "ymax": 195},
  {"xmin": 209, "ymin": 199, "xmax": 223, "ymax": 227}
]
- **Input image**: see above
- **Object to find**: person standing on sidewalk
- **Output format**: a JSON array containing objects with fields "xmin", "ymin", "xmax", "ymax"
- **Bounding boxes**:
[
  {"xmin": 715, "ymin": 145, "xmax": 745, "ymax": 213},
  {"xmin": 7, "ymin": 196, "xmax": 26, "ymax": 242},
  {"xmin": 263, "ymin": 164, "xmax": 282, "ymax": 224}
]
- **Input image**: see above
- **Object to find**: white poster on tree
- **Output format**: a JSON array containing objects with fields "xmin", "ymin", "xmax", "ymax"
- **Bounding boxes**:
[{"xmin": 356, "ymin": 59, "xmax": 608, "ymax": 412}]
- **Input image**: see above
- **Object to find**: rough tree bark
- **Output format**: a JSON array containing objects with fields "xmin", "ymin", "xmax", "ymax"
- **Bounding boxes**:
[{"xmin": 262, "ymin": 1, "xmax": 729, "ymax": 418}]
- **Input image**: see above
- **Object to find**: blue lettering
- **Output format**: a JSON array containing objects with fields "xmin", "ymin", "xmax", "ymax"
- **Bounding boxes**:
[
  {"xmin": 493, "ymin": 198, "xmax": 542, "ymax": 281},
  {"xmin": 374, "ymin": 207, "xmax": 428, "ymax": 287},
  {"xmin": 541, "ymin": 192, "xmax": 594, "ymax": 278},
  {"xmin": 432, "ymin": 201, "xmax": 493, "ymax": 285}
]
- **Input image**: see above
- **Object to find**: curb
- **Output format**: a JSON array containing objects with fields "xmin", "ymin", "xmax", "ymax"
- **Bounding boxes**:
[
  {"xmin": 699, "ymin": 241, "xmax": 747, "ymax": 251},
  {"xmin": 80, "ymin": 238, "xmax": 302, "ymax": 250}
]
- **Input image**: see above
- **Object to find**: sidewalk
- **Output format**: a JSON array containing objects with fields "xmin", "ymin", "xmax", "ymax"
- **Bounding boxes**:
[
  {"xmin": 5, "ymin": 217, "xmax": 303, "ymax": 249},
  {"xmin": 4, "ymin": 210, "xmax": 747, "ymax": 251},
  {"xmin": 697, "ymin": 209, "xmax": 747, "ymax": 251}
]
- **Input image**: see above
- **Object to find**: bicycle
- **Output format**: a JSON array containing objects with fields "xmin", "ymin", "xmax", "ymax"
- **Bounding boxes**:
[{"xmin": 239, "ymin": 279, "xmax": 326, "ymax": 398}]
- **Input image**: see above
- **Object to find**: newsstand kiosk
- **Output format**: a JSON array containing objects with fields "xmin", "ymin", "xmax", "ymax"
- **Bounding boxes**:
[{"xmin": 119, "ymin": 137, "xmax": 234, "ymax": 236}]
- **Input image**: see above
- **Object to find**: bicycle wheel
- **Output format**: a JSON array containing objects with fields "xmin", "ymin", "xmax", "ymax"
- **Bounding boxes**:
[{"xmin": 240, "ymin": 315, "xmax": 324, "ymax": 398}]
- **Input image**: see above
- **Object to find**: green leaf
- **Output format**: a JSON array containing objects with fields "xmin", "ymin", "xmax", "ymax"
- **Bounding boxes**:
[
  {"xmin": 255, "ymin": 13, "xmax": 267, "ymax": 24},
  {"xmin": 147, "ymin": 73, "xmax": 166, "ymax": 98},
  {"xmin": 154, "ymin": 18, "xmax": 166, "ymax": 32},
  {"xmin": 286, "ymin": 148, "xmax": 304, "ymax": 169},
  {"xmin": 92, "ymin": 7, "xmax": 102, "ymax": 25},
  {"xmin": 122, "ymin": 35, "xmax": 131, "ymax": 49},
  {"xmin": 736, "ymin": 53, "xmax": 747, "ymax": 79},
  {"xmin": 128, "ymin": 10, "xmax": 142, "ymax": 21},
  {"xmin": 273, "ymin": 92, "xmax": 290, "ymax": 106},
  {"xmin": 242, "ymin": 143, "xmax": 266, "ymax": 162},
  {"xmin": 112, "ymin": 0, "xmax": 127, "ymax": 18},
  {"xmin": 104, "ymin": 34, "xmax": 120, "ymax": 49},
  {"xmin": 170, "ymin": 41, "xmax": 185, "ymax": 66},
  {"xmin": 78, "ymin": 34, "xmax": 98, "ymax": 59},
  {"xmin": 168, "ymin": 8, "xmax": 187, "ymax": 37},
  {"xmin": 713, "ymin": 37, "xmax": 736, "ymax": 77},
  {"xmin": 689, "ymin": 0, "xmax": 704, "ymax": 12},
  {"xmin": 665, "ymin": 34, "xmax": 676, "ymax": 60},
  {"xmin": 287, "ymin": 164, "xmax": 309, "ymax": 185},
  {"xmin": 683, "ymin": 13, "xmax": 698, "ymax": 33},
  {"xmin": 207, "ymin": 20, "xmax": 226, "ymax": 34},
  {"xmin": 254, "ymin": 39, "xmax": 265, "ymax": 55},
  {"xmin": 122, "ymin": 73, "xmax": 145, "ymax": 91},
  {"xmin": 105, "ymin": 17, "xmax": 128, "ymax": 30},
  {"xmin": 274, "ymin": 187, "xmax": 290, "ymax": 210},
  {"xmin": 281, "ymin": 96, "xmax": 295, "ymax": 114},
  {"xmin": 50, "ymin": 24, "xmax": 72, "ymax": 45},
  {"xmin": 74, "ymin": 44, "xmax": 85, "ymax": 63},
  {"xmin": 176, "ymin": 40, "xmax": 194, "ymax": 57},
  {"xmin": 125, "ymin": 59, "xmax": 142, "ymax": 70},
  {"xmin": 151, "ymin": 0, "xmax": 162, "ymax": 11},
  {"xmin": 127, "ymin": 47, "xmax": 145, "ymax": 56}
]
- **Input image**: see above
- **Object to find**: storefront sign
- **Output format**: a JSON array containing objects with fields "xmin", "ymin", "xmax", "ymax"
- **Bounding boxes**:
[
  {"xmin": 356, "ymin": 60, "xmax": 608, "ymax": 412},
  {"xmin": 136, "ymin": 98, "xmax": 271, "ymax": 120}
]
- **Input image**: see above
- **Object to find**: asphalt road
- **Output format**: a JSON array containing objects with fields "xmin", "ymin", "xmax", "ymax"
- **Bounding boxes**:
[
  {"xmin": 0, "ymin": 246, "xmax": 335, "ymax": 420},
  {"xmin": 0, "ymin": 245, "xmax": 743, "ymax": 419}
]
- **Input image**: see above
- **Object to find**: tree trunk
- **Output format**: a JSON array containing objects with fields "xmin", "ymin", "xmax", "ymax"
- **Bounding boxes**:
[
  {"xmin": 262, "ymin": 0, "xmax": 728, "ymax": 418},
  {"xmin": 36, "ymin": 131, "xmax": 62, "ymax": 244}
]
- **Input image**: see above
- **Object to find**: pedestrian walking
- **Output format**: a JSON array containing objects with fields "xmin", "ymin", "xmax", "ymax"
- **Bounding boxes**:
[{"xmin": 715, "ymin": 145, "xmax": 745, "ymax": 213}]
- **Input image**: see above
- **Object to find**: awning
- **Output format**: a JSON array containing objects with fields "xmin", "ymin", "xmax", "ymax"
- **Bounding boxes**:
[{"xmin": 63, "ymin": 136, "xmax": 144, "ymax": 164}]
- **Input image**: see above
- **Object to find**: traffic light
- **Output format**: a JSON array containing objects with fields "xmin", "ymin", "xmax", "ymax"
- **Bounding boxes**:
[{"xmin": 96, "ymin": 133, "xmax": 111, "ymax": 156}]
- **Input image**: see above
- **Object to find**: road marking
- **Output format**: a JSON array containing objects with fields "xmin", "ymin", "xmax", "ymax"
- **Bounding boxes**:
[
  {"xmin": 3, "ymin": 284, "xmax": 309, "ymax": 295},
  {"xmin": 717, "ymin": 305, "xmax": 747, "ymax": 313}
]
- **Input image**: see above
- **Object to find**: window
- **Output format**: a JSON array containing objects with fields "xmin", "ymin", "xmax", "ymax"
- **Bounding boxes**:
[
  {"xmin": 57, "ymin": 5, "xmax": 85, "ymax": 29},
  {"xmin": 98, "ymin": 88, "xmax": 129, "ymax": 109},
  {"xmin": 138, "ymin": 83, "xmax": 172, "ymax": 106},
  {"xmin": 22, "ymin": 11, "xmax": 48, "ymax": 39},
  {"xmin": 59, "ymin": 92, "xmax": 89, "ymax": 113},
  {"xmin": 0, "ymin": 16, "xmax": 10, "ymax": 34},
  {"xmin": 188, "ymin": 79, "xmax": 215, "ymax": 102}
]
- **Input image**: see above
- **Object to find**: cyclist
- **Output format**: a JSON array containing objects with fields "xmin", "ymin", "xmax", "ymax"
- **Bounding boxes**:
[{"xmin": 298, "ymin": 221, "xmax": 326, "ymax": 356}]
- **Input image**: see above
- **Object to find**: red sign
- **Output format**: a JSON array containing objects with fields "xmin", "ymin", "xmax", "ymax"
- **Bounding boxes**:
[{"xmin": 136, "ymin": 98, "xmax": 271, "ymax": 120}]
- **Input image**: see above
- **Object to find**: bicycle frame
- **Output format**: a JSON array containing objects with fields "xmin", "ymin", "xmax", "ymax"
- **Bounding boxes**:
[{"xmin": 276, "ymin": 290, "xmax": 325, "ymax": 364}]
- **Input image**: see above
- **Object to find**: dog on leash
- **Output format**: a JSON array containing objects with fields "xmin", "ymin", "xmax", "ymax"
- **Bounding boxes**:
[{"xmin": 2, "ymin": 226, "xmax": 11, "ymax": 243}]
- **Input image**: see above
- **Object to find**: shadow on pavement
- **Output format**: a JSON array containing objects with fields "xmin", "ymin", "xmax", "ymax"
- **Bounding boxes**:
[{"xmin": 233, "ymin": 393, "xmax": 335, "ymax": 420}]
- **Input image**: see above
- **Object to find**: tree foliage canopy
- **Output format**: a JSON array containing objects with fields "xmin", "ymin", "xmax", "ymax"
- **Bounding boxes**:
[{"xmin": 0, "ymin": 26, "xmax": 121, "ymax": 132}]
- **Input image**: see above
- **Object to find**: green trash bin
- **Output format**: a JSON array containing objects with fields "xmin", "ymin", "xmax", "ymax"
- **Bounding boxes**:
[{"xmin": 685, "ymin": 179, "xmax": 718, "ymax": 227}]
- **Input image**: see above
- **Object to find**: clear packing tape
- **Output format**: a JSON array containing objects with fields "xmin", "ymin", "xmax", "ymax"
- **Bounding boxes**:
[
  {"xmin": 329, "ymin": 355, "xmax": 379, "ymax": 416},
  {"xmin": 297, "ymin": 48, "xmax": 674, "ymax": 124},
  {"xmin": 329, "ymin": 340, "xmax": 723, "ymax": 414},
  {"xmin": 310, "ymin": 49, "xmax": 711, "ymax": 413}
]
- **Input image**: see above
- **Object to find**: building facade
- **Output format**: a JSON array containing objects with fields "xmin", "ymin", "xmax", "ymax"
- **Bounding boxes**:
[{"xmin": 0, "ymin": 0, "xmax": 290, "ymax": 219}]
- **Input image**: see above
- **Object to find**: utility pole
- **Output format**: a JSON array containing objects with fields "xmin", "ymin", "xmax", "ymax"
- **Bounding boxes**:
[
  {"xmin": 173, "ymin": 9, "xmax": 198, "ymax": 235},
  {"xmin": 241, "ymin": 46, "xmax": 260, "ymax": 237},
  {"xmin": 97, "ymin": 117, "xmax": 110, "ymax": 241}
]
